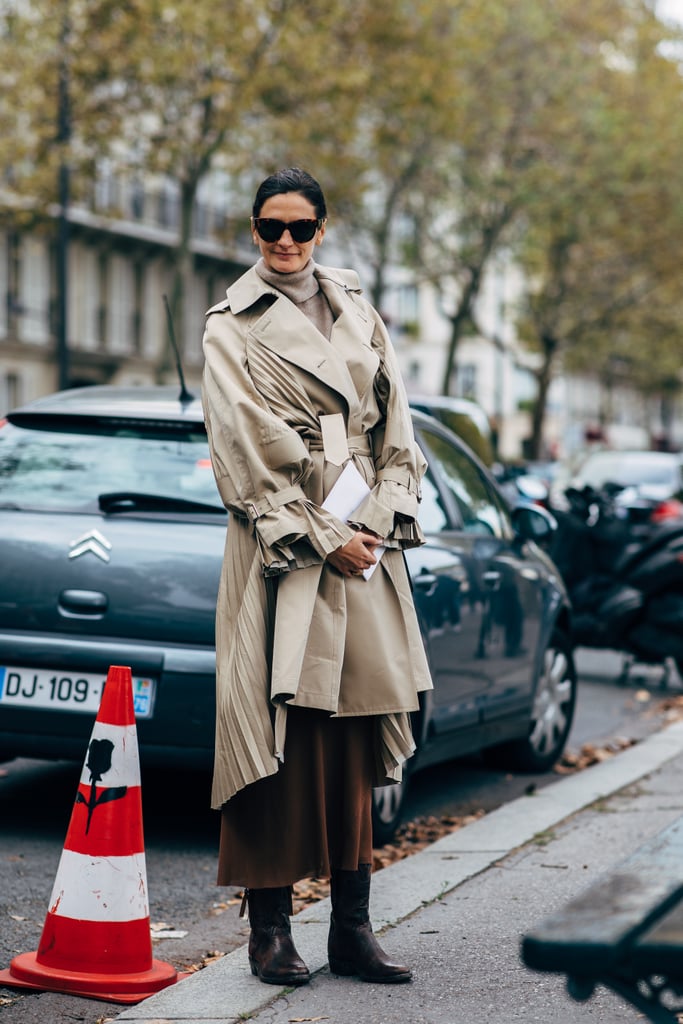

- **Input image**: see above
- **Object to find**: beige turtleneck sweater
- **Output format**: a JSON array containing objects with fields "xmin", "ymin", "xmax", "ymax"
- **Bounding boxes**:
[{"xmin": 255, "ymin": 258, "xmax": 335, "ymax": 340}]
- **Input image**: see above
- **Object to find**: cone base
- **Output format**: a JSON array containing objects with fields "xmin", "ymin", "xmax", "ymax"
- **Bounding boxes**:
[{"xmin": 0, "ymin": 952, "xmax": 188, "ymax": 1005}]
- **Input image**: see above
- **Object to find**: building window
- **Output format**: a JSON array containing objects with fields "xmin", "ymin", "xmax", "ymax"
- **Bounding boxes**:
[
  {"xmin": 407, "ymin": 359, "xmax": 421, "ymax": 384},
  {"xmin": 7, "ymin": 233, "xmax": 20, "ymax": 332},
  {"xmin": 108, "ymin": 254, "xmax": 134, "ymax": 354},
  {"xmin": 68, "ymin": 242, "xmax": 100, "ymax": 351},
  {"xmin": 459, "ymin": 363, "xmax": 477, "ymax": 400},
  {"xmin": 18, "ymin": 236, "xmax": 50, "ymax": 345},
  {"xmin": 132, "ymin": 261, "xmax": 144, "ymax": 356},
  {"xmin": 398, "ymin": 284, "xmax": 418, "ymax": 327},
  {"xmin": 3, "ymin": 371, "xmax": 21, "ymax": 414},
  {"xmin": 97, "ymin": 252, "xmax": 108, "ymax": 348},
  {"xmin": 0, "ymin": 232, "xmax": 8, "ymax": 339},
  {"xmin": 184, "ymin": 273, "xmax": 206, "ymax": 366}
]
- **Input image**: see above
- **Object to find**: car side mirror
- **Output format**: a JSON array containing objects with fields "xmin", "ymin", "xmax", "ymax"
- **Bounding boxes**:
[{"xmin": 511, "ymin": 503, "xmax": 557, "ymax": 546}]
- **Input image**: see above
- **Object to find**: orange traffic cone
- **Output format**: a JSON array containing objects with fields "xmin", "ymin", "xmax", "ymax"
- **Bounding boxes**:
[{"xmin": 0, "ymin": 665, "xmax": 187, "ymax": 1003}]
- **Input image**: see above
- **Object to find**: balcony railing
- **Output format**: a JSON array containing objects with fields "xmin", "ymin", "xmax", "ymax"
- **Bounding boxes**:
[{"xmin": 89, "ymin": 170, "xmax": 242, "ymax": 248}]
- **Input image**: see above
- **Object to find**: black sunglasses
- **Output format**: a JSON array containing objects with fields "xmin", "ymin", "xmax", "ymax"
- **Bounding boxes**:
[{"xmin": 253, "ymin": 218, "xmax": 323, "ymax": 243}]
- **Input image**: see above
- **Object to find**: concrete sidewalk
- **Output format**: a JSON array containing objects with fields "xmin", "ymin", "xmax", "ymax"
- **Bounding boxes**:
[{"xmin": 116, "ymin": 718, "xmax": 683, "ymax": 1024}]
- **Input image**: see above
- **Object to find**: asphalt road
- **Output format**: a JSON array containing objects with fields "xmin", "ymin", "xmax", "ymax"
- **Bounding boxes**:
[{"xmin": 0, "ymin": 649, "xmax": 679, "ymax": 1024}]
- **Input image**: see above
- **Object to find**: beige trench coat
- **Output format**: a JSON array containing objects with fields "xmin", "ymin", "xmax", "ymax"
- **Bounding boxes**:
[{"xmin": 202, "ymin": 263, "xmax": 433, "ymax": 810}]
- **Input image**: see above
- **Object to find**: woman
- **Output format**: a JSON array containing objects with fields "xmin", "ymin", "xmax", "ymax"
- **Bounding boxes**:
[{"xmin": 201, "ymin": 167, "xmax": 432, "ymax": 987}]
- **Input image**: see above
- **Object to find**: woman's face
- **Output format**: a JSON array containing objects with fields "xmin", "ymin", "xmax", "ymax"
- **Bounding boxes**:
[{"xmin": 252, "ymin": 192, "xmax": 326, "ymax": 274}]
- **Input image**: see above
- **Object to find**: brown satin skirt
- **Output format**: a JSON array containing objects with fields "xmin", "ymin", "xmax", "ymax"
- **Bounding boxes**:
[{"xmin": 217, "ymin": 706, "xmax": 375, "ymax": 888}]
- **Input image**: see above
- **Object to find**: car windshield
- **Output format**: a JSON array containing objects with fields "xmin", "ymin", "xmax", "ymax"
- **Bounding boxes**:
[{"xmin": 0, "ymin": 418, "xmax": 223, "ymax": 512}]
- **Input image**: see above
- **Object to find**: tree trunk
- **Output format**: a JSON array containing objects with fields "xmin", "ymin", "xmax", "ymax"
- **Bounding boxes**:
[
  {"xmin": 368, "ymin": 151, "xmax": 426, "ymax": 312},
  {"xmin": 529, "ymin": 336, "xmax": 556, "ymax": 459},
  {"xmin": 370, "ymin": 256, "xmax": 386, "ymax": 314},
  {"xmin": 440, "ymin": 278, "xmax": 478, "ymax": 395}
]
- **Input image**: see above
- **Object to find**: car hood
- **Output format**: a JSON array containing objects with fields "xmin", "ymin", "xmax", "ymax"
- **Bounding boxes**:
[{"xmin": 0, "ymin": 511, "xmax": 225, "ymax": 646}]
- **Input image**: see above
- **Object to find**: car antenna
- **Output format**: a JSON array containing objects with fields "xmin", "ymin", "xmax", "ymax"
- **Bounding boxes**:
[{"xmin": 163, "ymin": 294, "xmax": 193, "ymax": 404}]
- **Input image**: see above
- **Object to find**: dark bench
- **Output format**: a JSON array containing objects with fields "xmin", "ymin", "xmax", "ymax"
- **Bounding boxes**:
[{"xmin": 521, "ymin": 815, "xmax": 683, "ymax": 1024}]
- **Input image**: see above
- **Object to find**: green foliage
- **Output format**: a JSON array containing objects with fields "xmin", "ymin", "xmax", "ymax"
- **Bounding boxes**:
[
  {"xmin": 1, "ymin": 0, "xmax": 682, "ymax": 442},
  {"xmin": 511, "ymin": 0, "xmax": 683, "ymax": 452}
]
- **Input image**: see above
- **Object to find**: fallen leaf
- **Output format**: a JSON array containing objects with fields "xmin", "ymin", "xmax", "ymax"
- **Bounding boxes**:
[
  {"xmin": 185, "ymin": 950, "xmax": 226, "ymax": 972},
  {"xmin": 653, "ymin": 695, "xmax": 683, "ymax": 723},
  {"xmin": 554, "ymin": 737, "xmax": 636, "ymax": 775},
  {"xmin": 288, "ymin": 1017, "xmax": 329, "ymax": 1022},
  {"xmin": 209, "ymin": 897, "xmax": 241, "ymax": 915}
]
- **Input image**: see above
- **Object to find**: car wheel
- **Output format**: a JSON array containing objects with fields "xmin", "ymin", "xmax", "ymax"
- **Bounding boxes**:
[
  {"xmin": 372, "ymin": 775, "xmax": 410, "ymax": 846},
  {"xmin": 487, "ymin": 628, "xmax": 577, "ymax": 773}
]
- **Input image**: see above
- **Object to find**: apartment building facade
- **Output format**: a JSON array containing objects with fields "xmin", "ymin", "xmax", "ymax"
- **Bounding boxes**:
[
  {"xmin": 2, "ymin": 177, "xmax": 677, "ymax": 458},
  {"xmin": 0, "ymin": 176, "xmax": 250, "ymax": 414}
]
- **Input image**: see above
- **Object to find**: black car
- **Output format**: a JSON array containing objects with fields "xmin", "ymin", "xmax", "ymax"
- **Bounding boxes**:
[{"xmin": 0, "ymin": 386, "xmax": 575, "ymax": 841}]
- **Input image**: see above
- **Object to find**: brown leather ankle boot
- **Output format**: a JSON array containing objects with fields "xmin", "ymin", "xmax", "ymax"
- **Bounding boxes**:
[
  {"xmin": 328, "ymin": 865, "xmax": 412, "ymax": 983},
  {"xmin": 245, "ymin": 886, "xmax": 310, "ymax": 986}
]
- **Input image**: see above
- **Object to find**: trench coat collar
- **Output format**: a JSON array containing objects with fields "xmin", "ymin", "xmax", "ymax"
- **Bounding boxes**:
[
  {"xmin": 222, "ymin": 262, "xmax": 362, "ymax": 315},
  {"xmin": 220, "ymin": 263, "xmax": 375, "ymax": 411}
]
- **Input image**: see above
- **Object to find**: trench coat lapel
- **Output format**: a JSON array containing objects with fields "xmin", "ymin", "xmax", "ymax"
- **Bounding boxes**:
[
  {"xmin": 318, "ymin": 276, "xmax": 379, "ymax": 403},
  {"xmin": 226, "ymin": 265, "xmax": 377, "ymax": 411},
  {"xmin": 248, "ymin": 298, "xmax": 361, "ymax": 411}
]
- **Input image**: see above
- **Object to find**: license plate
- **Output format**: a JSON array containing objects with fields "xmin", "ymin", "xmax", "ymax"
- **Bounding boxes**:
[{"xmin": 0, "ymin": 666, "xmax": 155, "ymax": 718}]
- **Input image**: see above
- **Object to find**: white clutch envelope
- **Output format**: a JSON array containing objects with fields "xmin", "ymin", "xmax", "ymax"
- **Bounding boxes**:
[{"xmin": 321, "ymin": 461, "xmax": 386, "ymax": 579}]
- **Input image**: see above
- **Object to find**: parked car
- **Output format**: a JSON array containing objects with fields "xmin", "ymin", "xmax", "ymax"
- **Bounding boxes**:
[
  {"xmin": 0, "ymin": 386, "xmax": 575, "ymax": 842},
  {"xmin": 550, "ymin": 449, "xmax": 683, "ymax": 526},
  {"xmin": 408, "ymin": 394, "xmax": 495, "ymax": 466}
]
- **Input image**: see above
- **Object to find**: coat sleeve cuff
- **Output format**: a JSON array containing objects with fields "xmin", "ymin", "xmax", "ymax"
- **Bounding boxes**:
[
  {"xmin": 254, "ymin": 498, "xmax": 357, "ymax": 574},
  {"xmin": 350, "ymin": 475, "xmax": 423, "ymax": 547}
]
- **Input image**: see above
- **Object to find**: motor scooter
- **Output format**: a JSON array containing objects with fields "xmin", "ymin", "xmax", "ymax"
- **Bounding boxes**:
[{"xmin": 549, "ymin": 484, "xmax": 683, "ymax": 687}]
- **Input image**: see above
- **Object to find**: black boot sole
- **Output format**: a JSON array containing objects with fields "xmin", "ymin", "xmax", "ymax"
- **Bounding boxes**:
[
  {"xmin": 249, "ymin": 959, "xmax": 311, "ymax": 986},
  {"xmin": 328, "ymin": 957, "xmax": 412, "ymax": 983}
]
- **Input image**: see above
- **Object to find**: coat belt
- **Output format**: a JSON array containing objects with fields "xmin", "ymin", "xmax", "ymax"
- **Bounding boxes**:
[
  {"xmin": 307, "ymin": 433, "xmax": 372, "ymax": 456},
  {"xmin": 245, "ymin": 436, "xmax": 373, "ymax": 521}
]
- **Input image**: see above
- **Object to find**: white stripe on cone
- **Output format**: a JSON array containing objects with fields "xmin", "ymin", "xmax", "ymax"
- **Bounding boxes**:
[
  {"xmin": 79, "ymin": 723, "xmax": 141, "ymax": 788},
  {"xmin": 47, "ymin": 849, "xmax": 149, "ymax": 922}
]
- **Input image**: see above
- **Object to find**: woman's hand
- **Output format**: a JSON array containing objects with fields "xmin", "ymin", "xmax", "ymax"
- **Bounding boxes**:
[{"xmin": 327, "ymin": 530, "xmax": 381, "ymax": 578}]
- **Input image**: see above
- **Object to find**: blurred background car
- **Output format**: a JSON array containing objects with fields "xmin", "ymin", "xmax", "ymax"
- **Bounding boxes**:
[
  {"xmin": 0, "ymin": 386, "xmax": 575, "ymax": 841},
  {"xmin": 549, "ymin": 449, "xmax": 683, "ymax": 525}
]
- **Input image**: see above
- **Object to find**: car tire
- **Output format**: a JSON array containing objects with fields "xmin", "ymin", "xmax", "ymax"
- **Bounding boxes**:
[
  {"xmin": 485, "ymin": 628, "xmax": 577, "ymax": 773},
  {"xmin": 372, "ymin": 774, "xmax": 410, "ymax": 846}
]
